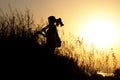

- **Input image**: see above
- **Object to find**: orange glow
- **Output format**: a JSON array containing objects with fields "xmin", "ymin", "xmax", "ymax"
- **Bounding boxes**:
[{"xmin": 80, "ymin": 16, "xmax": 118, "ymax": 48}]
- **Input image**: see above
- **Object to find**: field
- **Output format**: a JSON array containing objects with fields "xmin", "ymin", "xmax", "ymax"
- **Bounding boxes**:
[{"xmin": 0, "ymin": 8, "xmax": 120, "ymax": 80}]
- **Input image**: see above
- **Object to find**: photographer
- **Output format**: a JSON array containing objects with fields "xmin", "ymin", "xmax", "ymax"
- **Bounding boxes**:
[{"xmin": 40, "ymin": 16, "xmax": 64, "ymax": 53}]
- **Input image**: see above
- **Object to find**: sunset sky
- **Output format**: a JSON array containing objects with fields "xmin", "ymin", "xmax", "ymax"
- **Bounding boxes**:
[{"xmin": 0, "ymin": 0, "xmax": 120, "ymax": 51}]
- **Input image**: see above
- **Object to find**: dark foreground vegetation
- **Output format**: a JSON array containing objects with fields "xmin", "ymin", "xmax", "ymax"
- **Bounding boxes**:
[{"xmin": 1, "ymin": 8, "xmax": 120, "ymax": 80}]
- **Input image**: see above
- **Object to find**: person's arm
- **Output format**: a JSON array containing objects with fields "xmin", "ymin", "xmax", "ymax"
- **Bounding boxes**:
[
  {"xmin": 38, "ymin": 25, "xmax": 49, "ymax": 37},
  {"xmin": 35, "ymin": 30, "xmax": 46, "ymax": 37},
  {"xmin": 40, "ymin": 31, "xmax": 46, "ymax": 37}
]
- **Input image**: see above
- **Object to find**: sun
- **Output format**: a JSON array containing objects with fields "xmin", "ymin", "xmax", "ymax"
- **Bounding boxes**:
[{"xmin": 81, "ymin": 16, "xmax": 117, "ymax": 48}]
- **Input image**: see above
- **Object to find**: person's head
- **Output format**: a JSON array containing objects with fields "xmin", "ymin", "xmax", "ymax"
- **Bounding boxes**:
[{"xmin": 48, "ymin": 16, "xmax": 56, "ymax": 24}]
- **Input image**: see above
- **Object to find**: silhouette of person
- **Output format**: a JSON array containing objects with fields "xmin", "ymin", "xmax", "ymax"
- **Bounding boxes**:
[{"xmin": 40, "ymin": 16, "xmax": 64, "ymax": 53}]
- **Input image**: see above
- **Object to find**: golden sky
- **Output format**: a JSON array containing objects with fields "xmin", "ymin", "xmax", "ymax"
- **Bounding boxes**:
[{"xmin": 0, "ymin": 0, "xmax": 120, "ymax": 50}]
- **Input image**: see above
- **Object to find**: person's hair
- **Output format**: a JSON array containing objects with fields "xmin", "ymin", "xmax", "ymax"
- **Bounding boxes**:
[
  {"xmin": 48, "ymin": 16, "xmax": 64, "ymax": 27},
  {"xmin": 48, "ymin": 16, "xmax": 56, "ymax": 23}
]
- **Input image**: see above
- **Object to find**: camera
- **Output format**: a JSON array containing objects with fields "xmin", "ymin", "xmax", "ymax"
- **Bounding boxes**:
[{"xmin": 56, "ymin": 18, "xmax": 64, "ymax": 27}]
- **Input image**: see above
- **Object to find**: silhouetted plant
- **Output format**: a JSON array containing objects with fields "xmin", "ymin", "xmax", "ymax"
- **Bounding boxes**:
[
  {"xmin": 0, "ymin": 7, "xmax": 119, "ymax": 80},
  {"xmin": 57, "ymin": 29, "xmax": 120, "ymax": 75},
  {"xmin": 0, "ymin": 7, "xmax": 37, "ymax": 48}
]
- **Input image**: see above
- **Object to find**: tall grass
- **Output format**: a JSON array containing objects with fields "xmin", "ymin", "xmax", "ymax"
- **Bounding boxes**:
[
  {"xmin": 0, "ymin": 7, "xmax": 119, "ymax": 77},
  {"xmin": 57, "ymin": 28, "xmax": 120, "ymax": 74},
  {"xmin": 0, "ymin": 8, "xmax": 38, "ymax": 48}
]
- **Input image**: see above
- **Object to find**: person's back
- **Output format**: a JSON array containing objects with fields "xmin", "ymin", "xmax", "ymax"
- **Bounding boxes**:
[
  {"xmin": 46, "ymin": 24, "xmax": 57, "ymax": 47},
  {"xmin": 38, "ymin": 16, "xmax": 63, "ymax": 53},
  {"xmin": 45, "ymin": 16, "xmax": 59, "ymax": 53}
]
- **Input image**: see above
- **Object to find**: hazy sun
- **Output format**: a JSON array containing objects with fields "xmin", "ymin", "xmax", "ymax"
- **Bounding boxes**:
[{"xmin": 81, "ymin": 16, "xmax": 117, "ymax": 48}]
